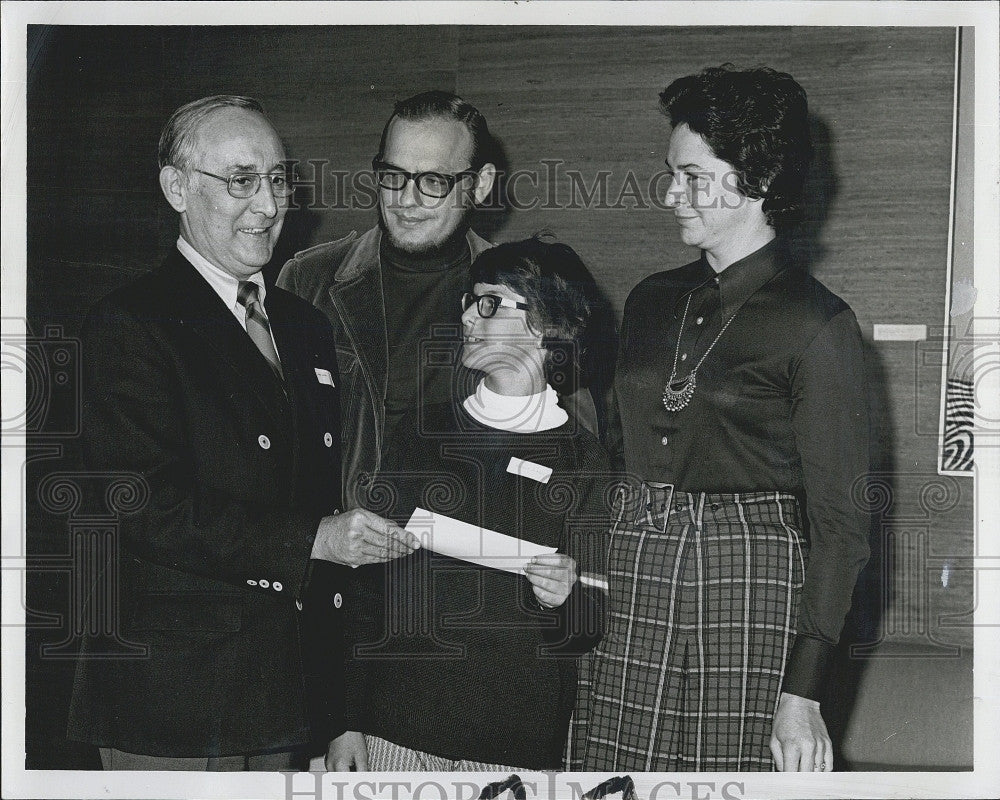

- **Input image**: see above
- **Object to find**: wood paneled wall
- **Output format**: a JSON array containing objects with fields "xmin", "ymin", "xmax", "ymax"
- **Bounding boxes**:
[{"xmin": 24, "ymin": 24, "xmax": 972, "ymax": 769}]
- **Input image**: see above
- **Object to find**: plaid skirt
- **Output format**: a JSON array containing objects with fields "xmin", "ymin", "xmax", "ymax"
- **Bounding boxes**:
[{"xmin": 580, "ymin": 483, "xmax": 808, "ymax": 772}]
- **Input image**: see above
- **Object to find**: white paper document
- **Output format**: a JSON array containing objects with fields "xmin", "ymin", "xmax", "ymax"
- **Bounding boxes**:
[{"xmin": 404, "ymin": 507, "xmax": 556, "ymax": 574}]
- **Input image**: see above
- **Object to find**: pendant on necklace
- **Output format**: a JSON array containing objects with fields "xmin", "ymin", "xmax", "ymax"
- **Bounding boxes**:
[{"xmin": 662, "ymin": 371, "xmax": 696, "ymax": 412}]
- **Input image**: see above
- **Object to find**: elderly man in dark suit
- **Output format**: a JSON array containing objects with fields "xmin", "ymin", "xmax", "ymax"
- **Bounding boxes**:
[{"xmin": 67, "ymin": 95, "xmax": 418, "ymax": 771}]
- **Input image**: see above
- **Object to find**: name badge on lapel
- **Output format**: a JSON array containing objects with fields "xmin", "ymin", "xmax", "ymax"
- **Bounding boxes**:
[
  {"xmin": 506, "ymin": 456, "xmax": 553, "ymax": 484},
  {"xmin": 314, "ymin": 368, "xmax": 335, "ymax": 387}
]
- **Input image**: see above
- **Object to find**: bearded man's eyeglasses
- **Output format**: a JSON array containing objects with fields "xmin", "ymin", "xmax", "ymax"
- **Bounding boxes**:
[{"xmin": 372, "ymin": 159, "xmax": 478, "ymax": 199}]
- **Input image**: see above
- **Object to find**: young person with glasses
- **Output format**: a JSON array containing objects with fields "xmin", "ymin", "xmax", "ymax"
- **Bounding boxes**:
[{"xmin": 332, "ymin": 237, "xmax": 616, "ymax": 772}]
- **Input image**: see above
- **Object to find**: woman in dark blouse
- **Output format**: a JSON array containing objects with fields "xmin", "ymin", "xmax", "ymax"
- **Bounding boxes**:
[
  {"xmin": 582, "ymin": 65, "xmax": 870, "ymax": 772},
  {"xmin": 329, "ymin": 237, "xmax": 614, "ymax": 771}
]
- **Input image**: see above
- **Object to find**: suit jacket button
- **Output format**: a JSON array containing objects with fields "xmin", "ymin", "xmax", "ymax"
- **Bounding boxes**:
[
  {"xmin": 258, "ymin": 434, "xmax": 271, "ymax": 450},
  {"xmin": 247, "ymin": 579, "xmax": 257, "ymax": 586},
  {"xmin": 295, "ymin": 599, "xmax": 303, "ymax": 611},
  {"xmin": 259, "ymin": 578, "xmax": 270, "ymax": 589},
  {"xmin": 324, "ymin": 432, "xmax": 333, "ymax": 447},
  {"xmin": 273, "ymin": 581, "xmax": 283, "ymax": 592},
  {"xmin": 333, "ymin": 593, "xmax": 343, "ymax": 608}
]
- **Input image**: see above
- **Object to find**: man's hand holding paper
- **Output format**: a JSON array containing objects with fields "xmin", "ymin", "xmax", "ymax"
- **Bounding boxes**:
[
  {"xmin": 313, "ymin": 508, "xmax": 420, "ymax": 567},
  {"xmin": 404, "ymin": 507, "xmax": 562, "ymax": 576}
]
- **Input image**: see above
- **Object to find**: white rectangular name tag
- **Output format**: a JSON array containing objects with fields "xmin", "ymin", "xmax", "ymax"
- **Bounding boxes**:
[
  {"xmin": 314, "ymin": 368, "xmax": 335, "ymax": 386},
  {"xmin": 506, "ymin": 456, "xmax": 553, "ymax": 484}
]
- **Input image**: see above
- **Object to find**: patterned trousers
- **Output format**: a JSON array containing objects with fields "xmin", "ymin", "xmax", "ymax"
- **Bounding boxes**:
[{"xmin": 581, "ymin": 484, "xmax": 807, "ymax": 772}]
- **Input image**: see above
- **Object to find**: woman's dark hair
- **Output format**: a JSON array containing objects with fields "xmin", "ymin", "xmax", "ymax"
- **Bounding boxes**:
[
  {"xmin": 659, "ymin": 64, "xmax": 813, "ymax": 227},
  {"xmin": 469, "ymin": 235, "xmax": 593, "ymax": 390}
]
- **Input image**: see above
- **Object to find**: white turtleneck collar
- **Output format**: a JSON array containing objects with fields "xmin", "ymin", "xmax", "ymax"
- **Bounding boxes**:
[{"xmin": 462, "ymin": 379, "xmax": 568, "ymax": 433}]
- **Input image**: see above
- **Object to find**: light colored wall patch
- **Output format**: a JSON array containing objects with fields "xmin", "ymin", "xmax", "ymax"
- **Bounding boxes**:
[{"xmin": 873, "ymin": 324, "xmax": 928, "ymax": 341}]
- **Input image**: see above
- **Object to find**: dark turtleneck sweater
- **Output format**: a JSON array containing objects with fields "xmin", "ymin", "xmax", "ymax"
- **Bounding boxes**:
[{"xmin": 380, "ymin": 231, "xmax": 472, "ymax": 450}]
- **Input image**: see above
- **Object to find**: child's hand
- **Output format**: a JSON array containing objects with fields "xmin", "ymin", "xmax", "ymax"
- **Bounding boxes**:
[{"xmin": 524, "ymin": 553, "xmax": 577, "ymax": 608}]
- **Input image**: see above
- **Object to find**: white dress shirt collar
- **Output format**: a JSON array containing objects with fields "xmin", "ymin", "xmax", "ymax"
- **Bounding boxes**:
[{"xmin": 176, "ymin": 236, "xmax": 266, "ymax": 325}]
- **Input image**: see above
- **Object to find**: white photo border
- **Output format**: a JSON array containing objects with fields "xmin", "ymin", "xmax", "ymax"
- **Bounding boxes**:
[{"xmin": 3, "ymin": 2, "xmax": 998, "ymax": 799}]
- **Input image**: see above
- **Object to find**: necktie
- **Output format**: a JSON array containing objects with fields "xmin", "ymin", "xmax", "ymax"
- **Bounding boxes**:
[{"xmin": 237, "ymin": 281, "xmax": 283, "ymax": 379}]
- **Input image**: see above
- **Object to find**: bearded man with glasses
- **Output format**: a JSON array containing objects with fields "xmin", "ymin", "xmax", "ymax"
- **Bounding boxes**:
[{"xmin": 279, "ymin": 91, "xmax": 500, "ymax": 523}]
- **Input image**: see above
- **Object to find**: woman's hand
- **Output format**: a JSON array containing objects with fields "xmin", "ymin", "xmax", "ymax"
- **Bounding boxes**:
[
  {"xmin": 770, "ymin": 692, "xmax": 833, "ymax": 771},
  {"xmin": 326, "ymin": 730, "xmax": 368, "ymax": 772},
  {"xmin": 524, "ymin": 553, "xmax": 577, "ymax": 609}
]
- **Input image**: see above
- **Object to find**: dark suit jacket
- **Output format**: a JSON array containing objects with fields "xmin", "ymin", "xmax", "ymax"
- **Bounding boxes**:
[{"xmin": 67, "ymin": 249, "xmax": 345, "ymax": 757}]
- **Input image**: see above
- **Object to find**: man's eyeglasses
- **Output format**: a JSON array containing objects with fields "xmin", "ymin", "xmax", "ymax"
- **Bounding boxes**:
[
  {"xmin": 195, "ymin": 169, "xmax": 295, "ymax": 199},
  {"xmin": 372, "ymin": 159, "xmax": 478, "ymax": 199},
  {"xmin": 461, "ymin": 292, "xmax": 529, "ymax": 319}
]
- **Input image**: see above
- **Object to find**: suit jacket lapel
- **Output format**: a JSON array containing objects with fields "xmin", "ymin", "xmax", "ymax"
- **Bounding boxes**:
[
  {"xmin": 267, "ymin": 290, "xmax": 314, "ymax": 404},
  {"xmin": 329, "ymin": 266, "xmax": 387, "ymax": 410},
  {"xmin": 160, "ymin": 250, "xmax": 289, "ymax": 427}
]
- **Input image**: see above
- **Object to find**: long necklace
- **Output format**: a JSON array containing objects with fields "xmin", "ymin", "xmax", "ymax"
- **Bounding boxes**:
[{"xmin": 662, "ymin": 292, "xmax": 739, "ymax": 412}]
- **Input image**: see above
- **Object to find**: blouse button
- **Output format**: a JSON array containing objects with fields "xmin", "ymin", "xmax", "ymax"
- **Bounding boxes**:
[
  {"xmin": 258, "ymin": 434, "xmax": 271, "ymax": 450},
  {"xmin": 661, "ymin": 436, "xmax": 669, "ymax": 446}
]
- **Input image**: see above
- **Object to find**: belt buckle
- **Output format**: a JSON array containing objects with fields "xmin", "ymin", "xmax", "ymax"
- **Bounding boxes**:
[{"xmin": 642, "ymin": 482, "xmax": 674, "ymax": 526}]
